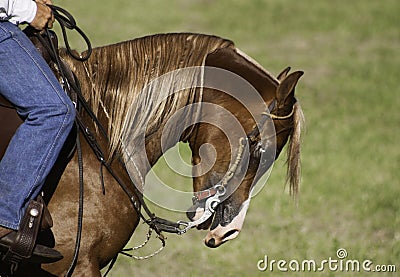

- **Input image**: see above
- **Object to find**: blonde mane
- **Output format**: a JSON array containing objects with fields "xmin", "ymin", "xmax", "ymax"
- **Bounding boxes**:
[{"xmin": 62, "ymin": 33, "xmax": 233, "ymax": 159}]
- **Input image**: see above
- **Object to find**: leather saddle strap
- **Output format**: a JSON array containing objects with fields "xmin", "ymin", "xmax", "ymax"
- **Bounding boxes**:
[
  {"xmin": 5, "ymin": 200, "xmax": 44, "ymax": 260},
  {"xmin": 37, "ymin": 195, "xmax": 53, "ymax": 230}
]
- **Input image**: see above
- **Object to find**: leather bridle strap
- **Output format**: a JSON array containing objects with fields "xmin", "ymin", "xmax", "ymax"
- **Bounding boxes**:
[{"xmin": 192, "ymin": 187, "xmax": 218, "ymax": 204}]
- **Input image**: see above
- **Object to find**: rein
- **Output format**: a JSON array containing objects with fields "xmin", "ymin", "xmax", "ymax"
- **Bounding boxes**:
[
  {"xmin": 33, "ymin": 6, "xmax": 92, "ymax": 276},
  {"xmin": 49, "ymin": 5, "xmax": 92, "ymax": 61},
  {"xmin": 35, "ymin": 4, "xmax": 184, "ymax": 268}
]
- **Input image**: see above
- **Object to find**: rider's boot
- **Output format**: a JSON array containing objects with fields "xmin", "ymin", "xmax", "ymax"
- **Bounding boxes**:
[{"xmin": 0, "ymin": 198, "xmax": 63, "ymax": 273}]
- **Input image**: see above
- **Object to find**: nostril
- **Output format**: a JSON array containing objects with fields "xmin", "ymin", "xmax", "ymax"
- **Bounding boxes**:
[
  {"xmin": 205, "ymin": 238, "xmax": 216, "ymax": 248},
  {"xmin": 223, "ymin": 229, "xmax": 239, "ymax": 240}
]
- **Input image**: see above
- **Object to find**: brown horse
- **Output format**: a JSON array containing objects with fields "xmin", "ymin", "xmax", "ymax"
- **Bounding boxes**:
[{"xmin": 0, "ymin": 33, "xmax": 304, "ymax": 276}]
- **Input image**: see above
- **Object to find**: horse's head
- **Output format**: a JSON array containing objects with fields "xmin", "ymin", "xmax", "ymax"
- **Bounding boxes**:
[{"xmin": 186, "ymin": 52, "xmax": 304, "ymax": 247}]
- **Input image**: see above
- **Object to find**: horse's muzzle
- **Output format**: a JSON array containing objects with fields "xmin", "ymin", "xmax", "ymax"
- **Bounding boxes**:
[{"xmin": 203, "ymin": 198, "xmax": 250, "ymax": 248}]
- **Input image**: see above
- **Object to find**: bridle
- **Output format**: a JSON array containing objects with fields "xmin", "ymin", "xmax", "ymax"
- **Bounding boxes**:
[
  {"xmin": 31, "ymin": 5, "xmax": 296, "ymax": 273},
  {"xmin": 188, "ymin": 99, "xmax": 295, "ymax": 229}
]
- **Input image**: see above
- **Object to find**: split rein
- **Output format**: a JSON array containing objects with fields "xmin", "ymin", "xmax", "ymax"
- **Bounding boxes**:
[
  {"xmin": 36, "ymin": 3, "xmax": 175, "ymax": 266},
  {"xmin": 32, "ymin": 4, "xmax": 229, "ymax": 270}
]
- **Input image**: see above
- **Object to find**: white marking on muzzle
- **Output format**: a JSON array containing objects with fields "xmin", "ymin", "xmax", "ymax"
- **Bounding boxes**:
[{"xmin": 205, "ymin": 198, "xmax": 251, "ymax": 245}]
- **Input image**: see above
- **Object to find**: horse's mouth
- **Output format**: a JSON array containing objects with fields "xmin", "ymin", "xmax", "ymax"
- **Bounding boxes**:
[
  {"xmin": 196, "ymin": 214, "xmax": 214, "ymax": 230},
  {"xmin": 187, "ymin": 199, "xmax": 250, "ymax": 248},
  {"xmin": 186, "ymin": 205, "xmax": 214, "ymax": 230}
]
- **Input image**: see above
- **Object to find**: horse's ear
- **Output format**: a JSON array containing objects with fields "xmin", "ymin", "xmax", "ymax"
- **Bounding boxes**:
[
  {"xmin": 276, "ymin": 71, "xmax": 304, "ymax": 104},
  {"xmin": 277, "ymin": 66, "xmax": 291, "ymax": 82}
]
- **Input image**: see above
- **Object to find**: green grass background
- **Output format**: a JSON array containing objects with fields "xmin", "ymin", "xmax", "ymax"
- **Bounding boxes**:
[{"xmin": 54, "ymin": 0, "xmax": 399, "ymax": 275}]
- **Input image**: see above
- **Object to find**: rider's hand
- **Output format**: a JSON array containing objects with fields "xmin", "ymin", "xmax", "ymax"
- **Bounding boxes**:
[{"xmin": 29, "ymin": 0, "xmax": 55, "ymax": 30}]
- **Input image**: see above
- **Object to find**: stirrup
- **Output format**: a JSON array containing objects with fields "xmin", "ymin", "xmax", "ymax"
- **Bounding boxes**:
[{"xmin": 0, "ymin": 199, "xmax": 62, "ymax": 274}]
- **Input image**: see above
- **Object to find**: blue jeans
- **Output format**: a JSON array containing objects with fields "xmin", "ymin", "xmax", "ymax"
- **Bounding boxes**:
[{"xmin": 0, "ymin": 22, "xmax": 76, "ymax": 230}]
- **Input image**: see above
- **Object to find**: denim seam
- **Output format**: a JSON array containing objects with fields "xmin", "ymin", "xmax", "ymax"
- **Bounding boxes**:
[{"xmin": 10, "ymin": 34, "xmax": 73, "ymax": 211}]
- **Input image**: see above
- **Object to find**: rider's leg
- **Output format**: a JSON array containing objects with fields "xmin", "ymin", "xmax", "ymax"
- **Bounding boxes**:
[{"xmin": 0, "ymin": 22, "xmax": 75, "ymax": 232}]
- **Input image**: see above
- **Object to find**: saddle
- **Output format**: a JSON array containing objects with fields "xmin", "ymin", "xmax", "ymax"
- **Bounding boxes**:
[{"xmin": 0, "ymin": 29, "xmax": 70, "ymax": 275}]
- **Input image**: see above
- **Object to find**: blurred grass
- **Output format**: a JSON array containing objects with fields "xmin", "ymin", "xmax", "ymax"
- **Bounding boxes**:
[{"xmin": 54, "ymin": 0, "xmax": 399, "ymax": 275}]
